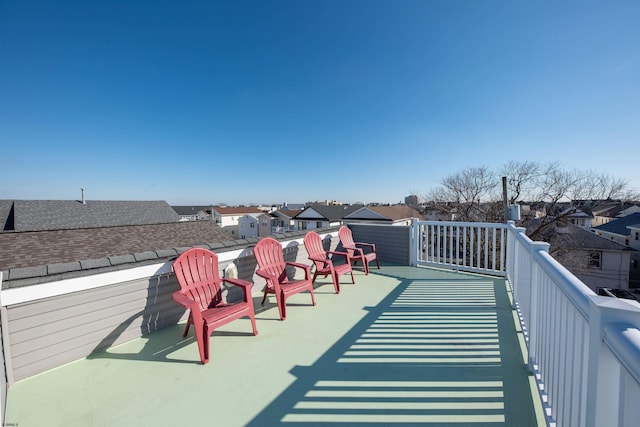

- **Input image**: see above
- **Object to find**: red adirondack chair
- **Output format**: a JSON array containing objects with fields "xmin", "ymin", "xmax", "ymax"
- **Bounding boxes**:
[
  {"xmin": 254, "ymin": 237, "xmax": 315, "ymax": 320},
  {"xmin": 172, "ymin": 247, "xmax": 258, "ymax": 364},
  {"xmin": 303, "ymin": 231, "xmax": 354, "ymax": 294},
  {"xmin": 338, "ymin": 226, "xmax": 380, "ymax": 275}
]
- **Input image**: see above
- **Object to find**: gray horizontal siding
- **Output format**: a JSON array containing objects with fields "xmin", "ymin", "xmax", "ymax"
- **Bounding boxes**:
[
  {"xmin": 6, "ymin": 274, "xmax": 183, "ymax": 380},
  {"xmin": 348, "ymin": 224, "xmax": 410, "ymax": 265}
]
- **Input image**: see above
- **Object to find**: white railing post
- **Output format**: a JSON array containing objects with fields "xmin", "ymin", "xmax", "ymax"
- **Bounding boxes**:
[
  {"xmin": 409, "ymin": 218, "xmax": 418, "ymax": 267},
  {"xmin": 585, "ymin": 296, "xmax": 640, "ymax": 427}
]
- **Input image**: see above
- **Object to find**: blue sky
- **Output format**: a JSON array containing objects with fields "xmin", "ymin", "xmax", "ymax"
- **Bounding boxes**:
[{"xmin": 1, "ymin": 1, "xmax": 639, "ymax": 205}]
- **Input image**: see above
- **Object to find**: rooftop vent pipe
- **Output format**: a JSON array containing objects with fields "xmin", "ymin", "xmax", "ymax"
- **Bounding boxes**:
[{"xmin": 81, "ymin": 188, "xmax": 86, "ymax": 204}]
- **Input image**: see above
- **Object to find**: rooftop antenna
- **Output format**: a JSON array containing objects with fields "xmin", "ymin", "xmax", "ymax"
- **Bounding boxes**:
[{"xmin": 81, "ymin": 188, "xmax": 86, "ymax": 204}]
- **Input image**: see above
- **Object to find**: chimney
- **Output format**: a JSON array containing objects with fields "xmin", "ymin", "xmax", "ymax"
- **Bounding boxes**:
[{"xmin": 81, "ymin": 188, "xmax": 86, "ymax": 204}]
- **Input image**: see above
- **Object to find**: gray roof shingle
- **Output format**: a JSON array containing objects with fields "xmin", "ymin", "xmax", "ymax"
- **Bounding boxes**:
[
  {"xmin": 1, "ymin": 200, "xmax": 180, "ymax": 232},
  {"xmin": 295, "ymin": 205, "xmax": 363, "ymax": 221},
  {"xmin": 0, "ymin": 221, "xmax": 229, "ymax": 272},
  {"xmin": 592, "ymin": 213, "xmax": 640, "ymax": 236},
  {"xmin": 551, "ymin": 225, "xmax": 633, "ymax": 251}
]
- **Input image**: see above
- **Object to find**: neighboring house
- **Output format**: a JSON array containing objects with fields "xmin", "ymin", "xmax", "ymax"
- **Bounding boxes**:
[
  {"xmin": 629, "ymin": 224, "xmax": 640, "ymax": 251},
  {"xmin": 343, "ymin": 205, "xmax": 423, "ymax": 226},
  {"xmin": 0, "ymin": 199, "xmax": 180, "ymax": 231},
  {"xmin": 171, "ymin": 205, "xmax": 214, "ymax": 222},
  {"xmin": 211, "ymin": 206, "xmax": 263, "ymax": 236},
  {"xmin": 293, "ymin": 205, "xmax": 362, "ymax": 230},
  {"xmin": 592, "ymin": 203, "xmax": 640, "ymax": 227},
  {"xmin": 238, "ymin": 213, "xmax": 272, "ymax": 239},
  {"xmin": 629, "ymin": 224, "xmax": 640, "ymax": 288},
  {"xmin": 421, "ymin": 202, "xmax": 456, "ymax": 221},
  {"xmin": 518, "ymin": 202, "xmax": 547, "ymax": 221},
  {"xmin": 592, "ymin": 213, "xmax": 640, "ymax": 247},
  {"xmin": 550, "ymin": 225, "xmax": 635, "ymax": 292},
  {"xmin": 271, "ymin": 209, "xmax": 302, "ymax": 233},
  {"xmin": 567, "ymin": 208, "xmax": 593, "ymax": 229}
]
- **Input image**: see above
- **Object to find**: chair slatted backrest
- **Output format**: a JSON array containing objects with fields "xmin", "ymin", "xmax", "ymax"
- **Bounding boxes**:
[
  {"xmin": 254, "ymin": 238, "xmax": 288, "ymax": 282},
  {"xmin": 173, "ymin": 248, "xmax": 222, "ymax": 310},
  {"xmin": 304, "ymin": 231, "xmax": 326, "ymax": 269},
  {"xmin": 338, "ymin": 226, "xmax": 357, "ymax": 256}
]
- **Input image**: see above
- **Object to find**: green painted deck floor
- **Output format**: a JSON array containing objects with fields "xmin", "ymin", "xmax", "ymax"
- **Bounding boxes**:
[{"xmin": 5, "ymin": 266, "xmax": 545, "ymax": 426}]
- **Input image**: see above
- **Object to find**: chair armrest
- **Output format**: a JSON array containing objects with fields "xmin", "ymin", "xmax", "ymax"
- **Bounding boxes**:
[
  {"xmin": 172, "ymin": 291, "xmax": 199, "ymax": 311},
  {"xmin": 286, "ymin": 261, "xmax": 311, "ymax": 280},
  {"xmin": 222, "ymin": 278, "xmax": 254, "ymax": 303},
  {"xmin": 308, "ymin": 255, "xmax": 329, "ymax": 263},
  {"xmin": 172, "ymin": 292, "xmax": 204, "ymax": 330},
  {"xmin": 256, "ymin": 268, "xmax": 282, "ymax": 291},
  {"xmin": 355, "ymin": 242, "xmax": 376, "ymax": 252},
  {"xmin": 327, "ymin": 251, "xmax": 350, "ymax": 261},
  {"xmin": 344, "ymin": 245, "xmax": 365, "ymax": 256},
  {"xmin": 222, "ymin": 277, "xmax": 252, "ymax": 289}
]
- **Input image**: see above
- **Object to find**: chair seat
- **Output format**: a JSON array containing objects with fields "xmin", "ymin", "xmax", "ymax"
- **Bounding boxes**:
[
  {"xmin": 266, "ymin": 279, "xmax": 312, "ymax": 296},
  {"xmin": 202, "ymin": 303, "xmax": 250, "ymax": 324},
  {"xmin": 362, "ymin": 252, "xmax": 377, "ymax": 262}
]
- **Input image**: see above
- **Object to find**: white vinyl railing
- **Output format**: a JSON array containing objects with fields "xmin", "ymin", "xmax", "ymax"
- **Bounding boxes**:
[
  {"xmin": 411, "ymin": 220, "xmax": 640, "ymax": 427},
  {"xmin": 412, "ymin": 220, "xmax": 507, "ymax": 276}
]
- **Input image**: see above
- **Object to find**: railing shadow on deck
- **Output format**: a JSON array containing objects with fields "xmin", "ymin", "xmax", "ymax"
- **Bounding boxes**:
[{"xmin": 246, "ymin": 266, "xmax": 540, "ymax": 426}]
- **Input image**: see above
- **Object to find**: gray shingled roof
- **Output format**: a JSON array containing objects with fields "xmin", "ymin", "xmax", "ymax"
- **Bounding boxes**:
[
  {"xmin": 550, "ymin": 226, "xmax": 633, "ymax": 251},
  {"xmin": 295, "ymin": 205, "xmax": 363, "ymax": 221},
  {"xmin": 171, "ymin": 205, "xmax": 213, "ymax": 215},
  {"xmin": 592, "ymin": 213, "xmax": 640, "ymax": 236},
  {"xmin": 1, "ymin": 200, "xmax": 180, "ymax": 232},
  {"xmin": 0, "ymin": 221, "xmax": 240, "ymax": 282}
]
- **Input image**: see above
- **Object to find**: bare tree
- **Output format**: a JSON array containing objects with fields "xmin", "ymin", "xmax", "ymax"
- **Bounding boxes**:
[
  {"xmin": 427, "ymin": 166, "xmax": 498, "ymax": 222},
  {"xmin": 426, "ymin": 161, "xmax": 637, "ymax": 243},
  {"xmin": 500, "ymin": 160, "xmax": 541, "ymax": 203}
]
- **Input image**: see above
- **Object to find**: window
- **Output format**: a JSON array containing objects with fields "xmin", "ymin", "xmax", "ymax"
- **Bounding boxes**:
[
  {"xmin": 588, "ymin": 251, "xmax": 601, "ymax": 269},
  {"xmin": 636, "ymin": 232, "xmax": 639, "ymax": 241},
  {"xmin": 250, "ymin": 223, "xmax": 255, "ymax": 228},
  {"xmin": 316, "ymin": 221, "xmax": 323, "ymax": 229}
]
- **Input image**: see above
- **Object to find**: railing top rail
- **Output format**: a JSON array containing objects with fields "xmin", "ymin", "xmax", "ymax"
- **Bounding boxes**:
[
  {"xmin": 534, "ymin": 249, "xmax": 594, "ymax": 319},
  {"xmin": 416, "ymin": 220, "xmax": 508, "ymax": 229},
  {"xmin": 605, "ymin": 323, "xmax": 640, "ymax": 384}
]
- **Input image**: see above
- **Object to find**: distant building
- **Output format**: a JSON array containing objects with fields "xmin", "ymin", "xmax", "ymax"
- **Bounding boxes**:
[
  {"xmin": 271, "ymin": 209, "xmax": 302, "ymax": 233},
  {"xmin": 211, "ymin": 206, "xmax": 263, "ymax": 236},
  {"xmin": 592, "ymin": 213, "xmax": 640, "ymax": 247},
  {"xmin": 238, "ymin": 213, "xmax": 272, "ymax": 239},
  {"xmin": 343, "ymin": 205, "xmax": 423, "ymax": 226},
  {"xmin": 405, "ymin": 195, "xmax": 418, "ymax": 206},
  {"xmin": 293, "ymin": 205, "xmax": 362, "ymax": 230},
  {"xmin": 550, "ymin": 225, "xmax": 635, "ymax": 291},
  {"xmin": 171, "ymin": 205, "xmax": 214, "ymax": 222}
]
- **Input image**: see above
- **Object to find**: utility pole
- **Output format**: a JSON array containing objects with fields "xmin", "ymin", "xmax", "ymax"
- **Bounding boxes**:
[{"xmin": 502, "ymin": 176, "xmax": 509, "ymax": 223}]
